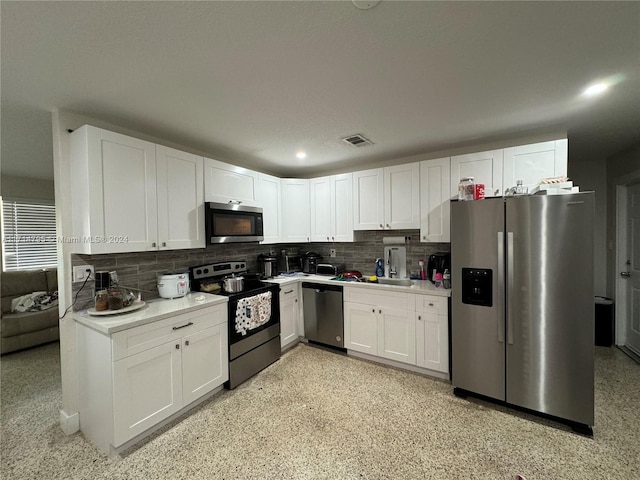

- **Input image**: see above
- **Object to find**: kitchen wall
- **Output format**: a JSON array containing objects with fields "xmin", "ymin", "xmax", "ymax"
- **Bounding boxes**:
[
  {"xmin": 1, "ymin": 174, "xmax": 55, "ymax": 201},
  {"xmin": 71, "ymin": 230, "xmax": 450, "ymax": 310}
]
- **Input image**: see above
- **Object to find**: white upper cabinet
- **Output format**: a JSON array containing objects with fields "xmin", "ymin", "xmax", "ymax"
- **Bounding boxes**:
[
  {"xmin": 503, "ymin": 139, "xmax": 568, "ymax": 192},
  {"xmin": 257, "ymin": 173, "xmax": 282, "ymax": 244},
  {"xmin": 353, "ymin": 168, "xmax": 385, "ymax": 230},
  {"xmin": 156, "ymin": 146, "xmax": 205, "ymax": 250},
  {"xmin": 450, "ymin": 149, "xmax": 504, "ymax": 197},
  {"xmin": 280, "ymin": 179, "xmax": 311, "ymax": 242},
  {"xmin": 70, "ymin": 126, "xmax": 205, "ymax": 254},
  {"xmin": 353, "ymin": 164, "xmax": 419, "ymax": 230},
  {"xmin": 310, "ymin": 173, "xmax": 354, "ymax": 242},
  {"xmin": 384, "ymin": 163, "xmax": 420, "ymax": 230},
  {"xmin": 420, "ymin": 157, "xmax": 451, "ymax": 243},
  {"xmin": 204, "ymin": 158, "xmax": 258, "ymax": 206},
  {"xmin": 70, "ymin": 126, "xmax": 159, "ymax": 254}
]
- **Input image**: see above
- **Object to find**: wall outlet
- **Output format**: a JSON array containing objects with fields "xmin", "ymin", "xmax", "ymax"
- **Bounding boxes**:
[
  {"xmin": 73, "ymin": 265, "xmax": 94, "ymax": 283},
  {"xmin": 330, "ymin": 248, "xmax": 336, "ymax": 258}
]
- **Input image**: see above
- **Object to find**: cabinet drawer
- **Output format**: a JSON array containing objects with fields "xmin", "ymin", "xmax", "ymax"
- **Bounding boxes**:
[
  {"xmin": 344, "ymin": 287, "xmax": 414, "ymax": 311},
  {"xmin": 279, "ymin": 286, "xmax": 298, "ymax": 301},
  {"xmin": 415, "ymin": 295, "xmax": 447, "ymax": 315},
  {"xmin": 112, "ymin": 305, "xmax": 226, "ymax": 361}
]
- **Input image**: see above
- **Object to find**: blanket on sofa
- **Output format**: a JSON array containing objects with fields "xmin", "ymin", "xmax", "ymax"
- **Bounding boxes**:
[{"xmin": 10, "ymin": 291, "xmax": 59, "ymax": 313}]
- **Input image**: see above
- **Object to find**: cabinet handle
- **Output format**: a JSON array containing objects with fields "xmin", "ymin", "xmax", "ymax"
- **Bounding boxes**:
[
  {"xmin": 185, "ymin": 340, "xmax": 190, "ymax": 346},
  {"xmin": 152, "ymin": 242, "xmax": 156, "ymax": 247},
  {"xmin": 386, "ymin": 224, "xmax": 390, "ymax": 229},
  {"xmin": 372, "ymin": 308, "xmax": 375, "ymax": 313},
  {"xmin": 327, "ymin": 236, "xmax": 330, "ymax": 241},
  {"xmin": 175, "ymin": 344, "xmax": 180, "ymax": 350},
  {"xmin": 418, "ymin": 315, "xmax": 422, "ymax": 320},
  {"xmin": 423, "ymin": 236, "xmax": 426, "ymax": 240},
  {"xmin": 295, "ymin": 299, "xmax": 298, "ymax": 303},
  {"xmin": 429, "ymin": 303, "xmax": 434, "ymax": 307},
  {"xmin": 172, "ymin": 322, "xmax": 194, "ymax": 330},
  {"xmin": 379, "ymin": 224, "xmax": 384, "ymax": 229},
  {"xmin": 162, "ymin": 242, "xmax": 166, "ymax": 247},
  {"xmin": 379, "ymin": 309, "xmax": 382, "ymax": 314},
  {"xmin": 331, "ymin": 236, "xmax": 334, "ymax": 241},
  {"xmin": 284, "ymin": 289, "xmax": 294, "ymax": 294}
]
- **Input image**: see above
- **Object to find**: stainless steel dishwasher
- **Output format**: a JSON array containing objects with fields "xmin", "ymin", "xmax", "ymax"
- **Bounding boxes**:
[{"xmin": 302, "ymin": 282, "xmax": 344, "ymax": 348}]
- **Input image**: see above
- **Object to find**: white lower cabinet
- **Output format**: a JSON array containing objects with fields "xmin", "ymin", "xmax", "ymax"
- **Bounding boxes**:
[
  {"xmin": 279, "ymin": 284, "xmax": 300, "ymax": 349},
  {"xmin": 77, "ymin": 303, "xmax": 228, "ymax": 454},
  {"xmin": 415, "ymin": 295, "xmax": 449, "ymax": 374},
  {"xmin": 344, "ymin": 288, "xmax": 416, "ymax": 365}
]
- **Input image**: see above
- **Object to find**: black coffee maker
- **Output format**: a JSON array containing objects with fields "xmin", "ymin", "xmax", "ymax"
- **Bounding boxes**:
[{"xmin": 426, "ymin": 252, "xmax": 451, "ymax": 284}]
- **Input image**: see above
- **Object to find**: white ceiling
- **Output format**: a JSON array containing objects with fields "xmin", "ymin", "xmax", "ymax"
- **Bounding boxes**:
[{"xmin": 1, "ymin": 1, "xmax": 639, "ymax": 181}]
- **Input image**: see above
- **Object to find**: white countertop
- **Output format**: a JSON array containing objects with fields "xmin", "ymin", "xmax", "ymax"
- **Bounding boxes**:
[
  {"xmin": 72, "ymin": 292, "xmax": 228, "ymax": 335},
  {"xmin": 265, "ymin": 274, "xmax": 451, "ymax": 297}
]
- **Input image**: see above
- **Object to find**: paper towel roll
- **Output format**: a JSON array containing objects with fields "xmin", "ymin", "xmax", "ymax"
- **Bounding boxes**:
[{"xmin": 382, "ymin": 236, "xmax": 407, "ymax": 245}]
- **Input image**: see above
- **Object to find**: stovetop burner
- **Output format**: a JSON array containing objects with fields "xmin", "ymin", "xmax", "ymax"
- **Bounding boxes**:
[{"xmin": 189, "ymin": 260, "xmax": 269, "ymax": 296}]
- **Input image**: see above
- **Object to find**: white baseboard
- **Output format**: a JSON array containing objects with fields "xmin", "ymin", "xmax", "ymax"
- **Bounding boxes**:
[
  {"xmin": 347, "ymin": 350, "xmax": 450, "ymax": 381},
  {"xmin": 60, "ymin": 409, "xmax": 80, "ymax": 435}
]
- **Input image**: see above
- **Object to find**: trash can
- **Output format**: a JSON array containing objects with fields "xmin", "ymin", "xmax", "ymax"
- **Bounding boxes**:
[{"xmin": 595, "ymin": 296, "xmax": 615, "ymax": 347}]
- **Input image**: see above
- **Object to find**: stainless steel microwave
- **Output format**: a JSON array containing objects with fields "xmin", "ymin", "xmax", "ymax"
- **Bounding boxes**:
[{"xmin": 205, "ymin": 202, "xmax": 264, "ymax": 244}]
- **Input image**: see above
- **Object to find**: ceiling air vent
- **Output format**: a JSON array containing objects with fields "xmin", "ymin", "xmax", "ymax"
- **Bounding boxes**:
[{"xmin": 341, "ymin": 134, "xmax": 373, "ymax": 147}]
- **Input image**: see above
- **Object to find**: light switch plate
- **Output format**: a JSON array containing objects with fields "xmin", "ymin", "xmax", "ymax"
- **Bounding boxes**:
[
  {"xmin": 330, "ymin": 249, "xmax": 336, "ymax": 258},
  {"xmin": 73, "ymin": 265, "xmax": 94, "ymax": 283}
]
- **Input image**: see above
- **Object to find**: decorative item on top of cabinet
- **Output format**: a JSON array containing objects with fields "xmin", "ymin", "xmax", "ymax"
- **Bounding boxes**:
[
  {"xmin": 69, "ymin": 125, "xmax": 204, "ymax": 254},
  {"xmin": 281, "ymin": 178, "xmax": 311, "ymax": 242},
  {"xmin": 503, "ymin": 139, "xmax": 568, "ymax": 193},
  {"xmin": 204, "ymin": 158, "xmax": 259, "ymax": 206},
  {"xmin": 310, "ymin": 173, "xmax": 354, "ymax": 242},
  {"xmin": 420, "ymin": 157, "xmax": 451, "ymax": 243},
  {"xmin": 353, "ymin": 163, "xmax": 420, "ymax": 231},
  {"xmin": 450, "ymin": 149, "xmax": 504, "ymax": 198}
]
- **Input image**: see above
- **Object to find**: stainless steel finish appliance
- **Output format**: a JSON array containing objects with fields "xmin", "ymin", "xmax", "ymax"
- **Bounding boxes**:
[
  {"xmin": 427, "ymin": 252, "xmax": 451, "ymax": 284},
  {"xmin": 278, "ymin": 250, "xmax": 302, "ymax": 273},
  {"xmin": 384, "ymin": 246, "xmax": 406, "ymax": 278},
  {"xmin": 302, "ymin": 251, "xmax": 323, "ymax": 274},
  {"xmin": 302, "ymin": 282, "xmax": 344, "ymax": 349},
  {"xmin": 205, "ymin": 202, "xmax": 264, "ymax": 244},
  {"xmin": 257, "ymin": 253, "xmax": 278, "ymax": 278},
  {"xmin": 190, "ymin": 260, "xmax": 280, "ymax": 389},
  {"xmin": 451, "ymin": 193, "xmax": 595, "ymax": 434},
  {"xmin": 316, "ymin": 263, "xmax": 345, "ymax": 276}
]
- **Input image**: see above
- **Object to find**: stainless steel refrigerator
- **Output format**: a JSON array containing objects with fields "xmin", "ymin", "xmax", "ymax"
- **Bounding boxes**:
[{"xmin": 451, "ymin": 192, "xmax": 594, "ymax": 433}]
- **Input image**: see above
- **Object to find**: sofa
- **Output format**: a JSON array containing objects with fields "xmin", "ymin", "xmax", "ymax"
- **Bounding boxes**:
[{"xmin": 1, "ymin": 268, "xmax": 59, "ymax": 354}]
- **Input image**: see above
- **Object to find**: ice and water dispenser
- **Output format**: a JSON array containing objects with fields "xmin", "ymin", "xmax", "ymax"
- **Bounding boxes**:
[{"xmin": 461, "ymin": 268, "xmax": 493, "ymax": 307}]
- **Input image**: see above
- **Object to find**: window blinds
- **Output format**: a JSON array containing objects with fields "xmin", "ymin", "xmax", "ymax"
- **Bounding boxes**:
[{"xmin": 1, "ymin": 198, "xmax": 57, "ymax": 271}]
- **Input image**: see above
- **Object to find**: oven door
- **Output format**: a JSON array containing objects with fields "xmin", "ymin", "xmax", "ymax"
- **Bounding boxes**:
[
  {"xmin": 205, "ymin": 202, "xmax": 264, "ymax": 244},
  {"xmin": 228, "ymin": 284, "xmax": 280, "ymax": 358}
]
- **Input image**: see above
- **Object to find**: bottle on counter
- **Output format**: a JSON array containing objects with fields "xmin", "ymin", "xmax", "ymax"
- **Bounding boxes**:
[
  {"xmin": 443, "ymin": 269, "xmax": 451, "ymax": 289},
  {"xmin": 434, "ymin": 272, "xmax": 443, "ymax": 288},
  {"xmin": 419, "ymin": 259, "xmax": 425, "ymax": 280},
  {"xmin": 375, "ymin": 258, "xmax": 384, "ymax": 277}
]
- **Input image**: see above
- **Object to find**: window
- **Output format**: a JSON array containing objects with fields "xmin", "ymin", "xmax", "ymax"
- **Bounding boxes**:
[{"xmin": 1, "ymin": 198, "xmax": 57, "ymax": 271}]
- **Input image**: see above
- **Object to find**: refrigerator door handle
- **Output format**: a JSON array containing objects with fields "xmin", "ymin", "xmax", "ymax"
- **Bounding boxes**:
[
  {"xmin": 507, "ymin": 231, "xmax": 514, "ymax": 345},
  {"xmin": 497, "ymin": 232, "xmax": 505, "ymax": 343}
]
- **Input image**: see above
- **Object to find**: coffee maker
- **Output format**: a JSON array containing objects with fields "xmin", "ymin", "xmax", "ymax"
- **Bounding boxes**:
[{"xmin": 426, "ymin": 252, "xmax": 451, "ymax": 284}]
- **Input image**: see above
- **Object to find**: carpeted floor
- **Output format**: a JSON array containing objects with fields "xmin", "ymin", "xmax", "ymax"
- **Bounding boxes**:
[{"xmin": 1, "ymin": 341, "xmax": 639, "ymax": 479}]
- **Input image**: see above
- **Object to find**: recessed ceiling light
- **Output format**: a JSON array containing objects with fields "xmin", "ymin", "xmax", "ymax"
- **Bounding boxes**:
[
  {"xmin": 296, "ymin": 151, "xmax": 307, "ymax": 159},
  {"xmin": 583, "ymin": 82, "xmax": 608, "ymax": 97}
]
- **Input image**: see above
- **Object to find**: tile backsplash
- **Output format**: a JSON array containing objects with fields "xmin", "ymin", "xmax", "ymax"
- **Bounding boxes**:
[{"xmin": 72, "ymin": 229, "xmax": 449, "ymax": 310}]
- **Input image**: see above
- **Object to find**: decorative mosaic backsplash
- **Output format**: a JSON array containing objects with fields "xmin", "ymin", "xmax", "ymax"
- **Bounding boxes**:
[{"xmin": 71, "ymin": 229, "xmax": 449, "ymax": 310}]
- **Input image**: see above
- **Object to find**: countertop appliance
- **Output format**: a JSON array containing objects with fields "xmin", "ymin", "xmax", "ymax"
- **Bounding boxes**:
[
  {"xmin": 157, "ymin": 273, "xmax": 190, "ymax": 299},
  {"xmin": 427, "ymin": 252, "xmax": 451, "ymax": 284},
  {"xmin": 205, "ymin": 202, "xmax": 264, "ymax": 244},
  {"xmin": 316, "ymin": 263, "xmax": 345, "ymax": 276},
  {"xmin": 189, "ymin": 260, "xmax": 280, "ymax": 389},
  {"xmin": 278, "ymin": 250, "xmax": 302, "ymax": 274},
  {"xmin": 384, "ymin": 246, "xmax": 406, "ymax": 278},
  {"xmin": 257, "ymin": 253, "xmax": 279, "ymax": 278},
  {"xmin": 451, "ymin": 193, "xmax": 595, "ymax": 434},
  {"xmin": 302, "ymin": 282, "xmax": 344, "ymax": 349},
  {"xmin": 302, "ymin": 251, "xmax": 323, "ymax": 274}
]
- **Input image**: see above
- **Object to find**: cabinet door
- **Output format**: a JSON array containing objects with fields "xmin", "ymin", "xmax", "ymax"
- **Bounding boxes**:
[
  {"xmin": 503, "ymin": 139, "xmax": 568, "ymax": 192},
  {"xmin": 257, "ymin": 173, "xmax": 282, "ymax": 244},
  {"xmin": 378, "ymin": 307, "xmax": 416, "ymax": 365},
  {"xmin": 113, "ymin": 341, "xmax": 182, "ymax": 446},
  {"xmin": 451, "ymin": 149, "xmax": 504, "ymax": 197},
  {"xmin": 87, "ymin": 127, "xmax": 159, "ymax": 253},
  {"xmin": 416, "ymin": 312, "xmax": 449, "ymax": 373},
  {"xmin": 353, "ymin": 168, "xmax": 384, "ymax": 230},
  {"xmin": 204, "ymin": 158, "xmax": 258, "ymax": 205},
  {"xmin": 182, "ymin": 323, "xmax": 228, "ymax": 405},
  {"xmin": 344, "ymin": 302, "xmax": 378, "ymax": 354},
  {"xmin": 332, "ymin": 173, "xmax": 354, "ymax": 242},
  {"xmin": 281, "ymin": 179, "xmax": 311, "ymax": 242},
  {"xmin": 280, "ymin": 287, "xmax": 299, "ymax": 349},
  {"xmin": 156, "ymin": 146, "xmax": 205, "ymax": 250},
  {"xmin": 384, "ymin": 163, "xmax": 421, "ymax": 229},
  {"xmin": 420, "ymin": 158, "xmax": 451, "ymax": 243},
  {"xmin": 310, "ymin": 176, "xmax": 332, "ymax": 241}
]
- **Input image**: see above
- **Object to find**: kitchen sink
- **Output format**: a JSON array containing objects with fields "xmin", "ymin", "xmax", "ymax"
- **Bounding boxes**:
[{"xmin": 377, "ymin": 277, "xmax": 413, "ymax": 286}]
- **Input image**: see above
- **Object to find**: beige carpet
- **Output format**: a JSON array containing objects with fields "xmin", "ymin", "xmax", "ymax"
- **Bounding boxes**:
[{"xmin": 1, "ymin": 341, "xmax": 639, "ymax": 479}]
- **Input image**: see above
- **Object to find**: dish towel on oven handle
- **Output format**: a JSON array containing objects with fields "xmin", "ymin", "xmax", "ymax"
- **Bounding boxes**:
[{"xmin": 235, "ymin": 291, "xmax": 273, "ymax": 336}]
